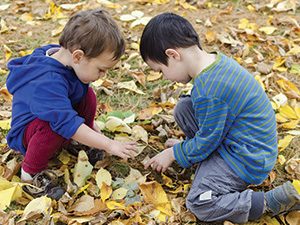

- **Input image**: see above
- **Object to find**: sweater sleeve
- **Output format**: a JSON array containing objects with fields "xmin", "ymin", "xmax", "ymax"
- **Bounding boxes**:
[
  {"xmin": 29, "ymin": 74, "xmax": 84, "ymax": 139},
  {"xmin": 173, "ymin": 96, "xmax": 235, "ymax": 168}
]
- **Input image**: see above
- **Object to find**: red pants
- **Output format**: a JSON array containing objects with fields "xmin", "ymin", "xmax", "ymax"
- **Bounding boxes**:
[{"xmin": 22, "ymin": 87, "xmax": 97, "ymax": 175}]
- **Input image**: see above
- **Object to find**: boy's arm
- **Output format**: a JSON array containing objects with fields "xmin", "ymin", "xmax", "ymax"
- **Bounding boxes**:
[
  {"xmin": 72, "ymin": 123, "xmax": 137, "ymax": 160},
  {"xmin": 173, "ymin": 96, "xmax": 235, "ymax": 168}
]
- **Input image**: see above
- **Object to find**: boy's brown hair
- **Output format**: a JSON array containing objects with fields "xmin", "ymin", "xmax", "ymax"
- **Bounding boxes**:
[{"xmin": 59, "ymin": 9, "xmax": 125, "ymax": 60}]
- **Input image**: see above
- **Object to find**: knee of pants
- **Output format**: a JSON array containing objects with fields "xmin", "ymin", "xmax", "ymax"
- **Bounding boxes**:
[
  {"xmin": 186, "ymin": 197, "xmax": 212, "ymax": 222},
  {"xmin": 174, "ymin": 96, "xmax": 192, "ymax": 121}
]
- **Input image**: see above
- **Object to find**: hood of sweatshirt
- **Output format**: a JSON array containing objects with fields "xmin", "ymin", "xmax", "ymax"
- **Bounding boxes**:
[{"xmin": 6, "ymin": 44, "xmax": 72, "ymax": 94}]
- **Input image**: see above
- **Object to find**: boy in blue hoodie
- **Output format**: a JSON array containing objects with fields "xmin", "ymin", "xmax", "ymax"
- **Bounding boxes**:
[
  {"xmin": 141, "ymin": 13, "xmax": 300, "ymax": 223},
  {"xmin": 6, "ymin": 9, "xmax": 137, "ymax": 182}
]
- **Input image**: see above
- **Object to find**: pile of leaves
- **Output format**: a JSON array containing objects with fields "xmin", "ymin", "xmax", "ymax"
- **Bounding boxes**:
[{"xmin": 0, "ymin": 0, "xmax": 300, "ymax": 224}]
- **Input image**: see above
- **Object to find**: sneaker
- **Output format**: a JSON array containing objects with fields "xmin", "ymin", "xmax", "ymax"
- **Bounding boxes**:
[
  {"xmin": 65, "ymin": 141, "xmax": 105, "ymax": 165},
  {"xmin": 265, "ymin": 181, "xmax": 300, "ymax": 216},
  {"xmin": 22, "ymin": 170, "xmax": 65, "ymax": 201}
]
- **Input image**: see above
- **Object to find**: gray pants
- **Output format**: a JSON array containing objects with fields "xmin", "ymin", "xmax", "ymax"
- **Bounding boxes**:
[{"xmin": 174, "ymin": 96, "xmax": 265, "ymax": 223}]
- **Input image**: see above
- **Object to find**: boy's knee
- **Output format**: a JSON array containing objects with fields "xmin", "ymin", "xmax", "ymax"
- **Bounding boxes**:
[{"xmin": 174, "ymin": 96, "xmax": 192, "ymax": 119}]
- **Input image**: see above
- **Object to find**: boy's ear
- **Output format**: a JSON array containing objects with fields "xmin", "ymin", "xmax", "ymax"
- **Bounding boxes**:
[
  {"xmin": 72, "ymin": 49, "xmax": 85, "ymax": 64},
  {"xmin": 165, "ymin": 49, "xmax": 180, "ymax": 60}
]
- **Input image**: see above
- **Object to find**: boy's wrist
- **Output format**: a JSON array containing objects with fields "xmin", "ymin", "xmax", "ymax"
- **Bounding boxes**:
[{"xmin": 167, "ymin": 147, "xmax": 175, "ymax": 161}]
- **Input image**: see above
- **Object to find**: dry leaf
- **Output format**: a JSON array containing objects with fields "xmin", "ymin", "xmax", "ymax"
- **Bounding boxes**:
[
  {"xmin": 112, "ymin": 187, "xmax": 128, "ymax": 200},
  {"xmin": 131, "ymin": 125, "xmax": 148, "ymax": 143},
  {"xmin": 117, "ymin": 80, "xmax": 145, "ymax": 95},
  {"xmin": 139, "ymin": 181, "xmax": 172, "ymax": 216},
  {"xmin": 70, "ymin": 195, "xmax": 95, "ymax": 213},
  {"xmin": 286, "ymin": 210, "xmax": 300, "ymax": 225},
  {"xmin": 100, "ymin": 183, "xmax": 112, "ymax": 202},
  {"xmin": 278, "ymin": 135, "xmax": 294, "ymax": 151},
  {"xmin": 19, "ymin": 196, "xmax": 52, "ymax": 221},
  {"xmin": 73, "ymin": 151, "xmax": 93, "ymax": 187},
  {"xmin": 96, "ymin": 168, "xmax": 112, "ymax": 189},
  {"xmin": 105, "ymin": 116, "xmax": 132, "ymax": 134}
]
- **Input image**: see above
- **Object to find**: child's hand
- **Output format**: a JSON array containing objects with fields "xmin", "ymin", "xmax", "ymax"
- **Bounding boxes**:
[
  {"xmin": 107, "ymin": 140, "xmax": 137, "ymax": 160},
  {"xmin": 144, "ymin": 147, "xmax": 175, "ymax": 173}
]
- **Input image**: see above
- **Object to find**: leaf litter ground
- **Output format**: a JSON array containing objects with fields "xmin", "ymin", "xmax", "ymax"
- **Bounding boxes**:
[{"xmin": 0, "ymin": 0, "xmax": 300, "ymax": 224}]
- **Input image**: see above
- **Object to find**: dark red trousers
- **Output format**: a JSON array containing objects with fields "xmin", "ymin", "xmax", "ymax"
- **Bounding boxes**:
[{"xmin": 22, "ymin": 87, "xmax": 97, "ymax": 175}]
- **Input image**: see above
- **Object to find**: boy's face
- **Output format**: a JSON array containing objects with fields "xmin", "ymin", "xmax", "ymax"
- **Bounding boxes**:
[
  {"xmin": 146, "ymin": 58, "xmax": 192, "ymax": 84},
  {"xmin": 73, "ymin": 51, "xmax": 118, "ymax": 84}
]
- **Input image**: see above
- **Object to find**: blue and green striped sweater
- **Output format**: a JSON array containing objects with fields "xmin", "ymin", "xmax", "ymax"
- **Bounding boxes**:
[{"xmin": 173, "ymin": 52, "xmax": 278, "ymax": 185}]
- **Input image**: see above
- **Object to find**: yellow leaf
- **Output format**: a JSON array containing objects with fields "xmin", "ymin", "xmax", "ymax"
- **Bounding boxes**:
[
  {"xmin": 162, "ymin": 174, "xmax": 175, "ymax": 188},
  {"xmin": 105, "ymin": 116, "xmax": 132, "ymax": 134},
  {"xmin": 273, "ymin": 58, "xmax": 287, "ymax": 72},
  {"xmin": 276, "ymin": 113, "xmax": 289, "ymax": 123},
  {"xmin": 117, "ymin": 80, "xmax": 145, "ymax": 95},
  {"xmin": 278, "ymin": 155, "xmax": 286, "ymax": 165},
  {"xmin": 112, "ymin": 187, "xmax": 128, "ymax": 200},
  {"xmin": 132, "ymin": 125, "xmax": 148, "ymax": 143},
  {"xmin": 73, "ymin": 151, "xmax": 93, "ymax": 187},
  {"xmin": 106, "ymin": 200, "xmax": 126, "ymax": 210},
  {"xmin": 279, "ymin": 104, "xmax": 298, "ymax": 120},
  {"xmin": 238, "ymin": 18, "xmax": 249, "ymax": 29},
  {"xmin": 0, "ymin": 119, "xmax": 11, "ymax": 130},
  {"xmin": 147, "ymin": 71, "xmax": 162, "ymax": 82},
  {"xmin": 100, "ymin": 183, "xmax": 112, "ymax": 202},
  {"xmin": 139, "ymin": 181, "xmax": 172, "ymax": 216},
  {"xmin": 294, "ymin": 103, "xmax": 300, "ymax": 118},
  {"xmin": 259, "ymin": 26, "xmax": 277, "ymax": 35},
  {"xmin": 58, "ymin": 150, "xmax": 70, "ymax": 165},
  {"xmin": 278, "ymin": 135, "xmax": 294, "ymax": 152},
  {"xmin": 138, "ymin": 106, "xmax": 163, "ymax": 120},
  {"xmin": 20, "ymin": 196, "xmax": 52, "ymax": 221},
  {"xmin": 287, "ymin": 45, "xmax": 300, "ymax": 56},
  {"xmin": 292, "ymin": 180, "xmax": 300, "ymax": 194},
  {"xmin": 0, "ymin": 185, "xmax": 22, "ymax": 210},
  {"xmin": 96, "ymin": 168, "xmax": 112, "ymax": 189},
  {"xmin": 282, "ymin": 120, "xmax": 299, "ymax": 129},
  {"xmin": 3, "ymin": 44, "xmax": 12, "ymax": 61},
  {"xmin": 205, "ymin": 30, "xmax": 217, "ymax": 43},
  {"xmin": 277, "ymin": 79, "xmax": 300, "ymax": 95}
]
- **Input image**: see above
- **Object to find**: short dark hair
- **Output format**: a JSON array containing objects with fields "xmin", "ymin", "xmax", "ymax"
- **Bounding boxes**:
[
  {"xmin": 140, "ymin": 12, "xmax": 201, "ymax": 66},
  {"xmin": 59, "ymin": 9, "xmax": 125, "ymax": 60}
]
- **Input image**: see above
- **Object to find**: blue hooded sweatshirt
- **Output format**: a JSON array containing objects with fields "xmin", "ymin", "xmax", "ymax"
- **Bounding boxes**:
[{"xmin": 6, "ymin": 44, "xmax": 88, "ymax": 154}]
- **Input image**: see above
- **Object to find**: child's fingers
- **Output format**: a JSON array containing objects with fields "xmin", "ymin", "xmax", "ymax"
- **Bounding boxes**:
[{"xmin": 144, "ymin": 158, "xmax": 154, "ymax": 169}]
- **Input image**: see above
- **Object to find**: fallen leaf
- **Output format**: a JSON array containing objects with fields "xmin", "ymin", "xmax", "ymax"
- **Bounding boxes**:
[
  {"xmin": 106, "ymin": 200, "xmax": 126, "ymax": 210},
  {"xmin": 286, "ymin": 210, "xmax": 300, "ymax": 225},
  {"xmin": 117, "ymin": 80, "xmax": 145, "ymax": 95},
  {"xmin": 131, "ymin": 125, "xmax": 148, "ymax": 143},
  {"xmin": 73, "ymin": 151, "xmax": 93, "ymax": 187},
  {"xmin": 138, "ymin": 106, "xmax": 162, "ymax": 120},
  {"xmin": 259, "ymin": 26, "xmax": 277, "ymax": 35},
  {"xmin": 96, "ymin": 168, "xmax": 112, "ymax": 189},
  {"xmin": 139, "ymin": 181, "xmax": 172, "ymax": 216},
  {"xmin": 0, "ymin": 184, "xmax": 22, "ymax": 210},
  {"xmin": 112, "ymin": 187, "xmax": 128, "ymax": 200},
  {"xmin": 19, "ymin": 196, "xmax": 52, "ymax": 221},
  {"xmin": 100, "ymin": 183, "xmax": 112, "ymax": 202},
  {"xmin": 70, "ymin": 195, "xmax": 95, "ymax": 213},
  {"xmin": 105, "ymin": 116, "xmax": 132, "ymax": 134},
  {"xmin": 147, "ymin": 71, "xmax": 162, "ymax": 82},
  {"xmin": 278, "ymin": 135, "xmax": 294, "ymax": 151}
]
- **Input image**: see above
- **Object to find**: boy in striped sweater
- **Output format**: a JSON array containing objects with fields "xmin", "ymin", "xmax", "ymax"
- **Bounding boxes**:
[{"xmin": 141, "ymin": 12, "xmax": 300, "ymax": 223}]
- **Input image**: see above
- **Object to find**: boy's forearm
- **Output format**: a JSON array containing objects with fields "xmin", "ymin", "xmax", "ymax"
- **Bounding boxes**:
[{"xmin": 71, "ymin": 123, "xmax": 112, "ymax": 151}]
